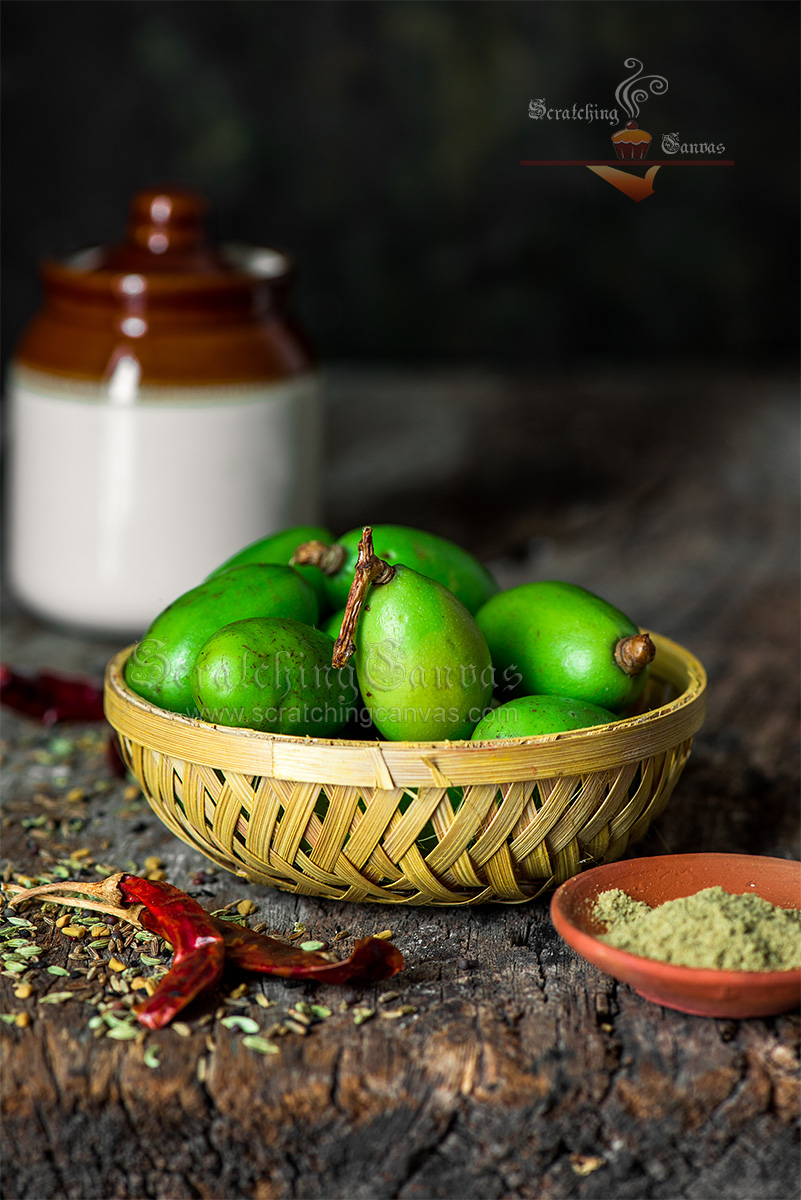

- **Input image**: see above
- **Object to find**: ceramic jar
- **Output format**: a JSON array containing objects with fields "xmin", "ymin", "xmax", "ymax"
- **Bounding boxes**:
[{"xmin": 7, "ymin": 188, "xmax": 320, "ymax": 636}]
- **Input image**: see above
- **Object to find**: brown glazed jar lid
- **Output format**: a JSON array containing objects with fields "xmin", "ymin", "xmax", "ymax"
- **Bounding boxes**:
[{"xmin": 13, "ymin": 188, "xmax": 313, "ymax": 386}]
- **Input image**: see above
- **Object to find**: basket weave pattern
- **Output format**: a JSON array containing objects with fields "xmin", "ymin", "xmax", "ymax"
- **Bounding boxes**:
[{"xmin": 104, "ymin": 634, "xmax": 706, "ymax": 906}]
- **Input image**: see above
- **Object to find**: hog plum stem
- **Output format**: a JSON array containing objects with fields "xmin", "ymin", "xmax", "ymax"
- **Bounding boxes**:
[
  {"xmin": 291, "ymin": 540, "xmax": 347, "ymax": 576},
  {"xmin": 614, "ymin": 632, "xmax": 656, "ymax": 677},
  {"xmin": 332, "ymin": 526, "xmax": 395, "ymax": 667}
]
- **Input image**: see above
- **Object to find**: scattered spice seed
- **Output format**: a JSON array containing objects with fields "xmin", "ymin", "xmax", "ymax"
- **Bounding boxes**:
[
  {"xmin": 236, "ymin": 900, "xmax": 255, "ymax": 916},
  {"xmin": 374, "ymin": 930, "xmax": 393, "ymax": 940},
  {"xmin": 309, "ymin": 1004, "xmax": 332, "ymax": 1020},
  {"xmin": 254, "ymin": 995, "xmax": 275, "ymax": 1009},
  {"xmin": 130, "ymin": 978, "xmax": 148, "ymax": 991},
  {"xmin": 172, "ymin": 1022, "xmax": 192, "ymax": 1037},
  {"xmin": 378, "ymin": 991, "xmax": 400, "ymax": 1004},
  {"xmin": 101, "ymin": 1010, "xmax": 135, "ymax": 1029},
  {"xmin": 221, "ymin": 1015, "xmax": 260, "ymax": 1034},
  {"xmin": 380, "ymin": 1005, "xmax": 417, "ymax": 1019},
  {"xmin": 143, "ymin": 857, "xmax": 163, "ymax": 873},
  {"xmin": 108, "ymin": 959, "xmax": 126, "ymax": 973},
  {"xmin": 283, "ymin": 1018, "xmax": 309, "ymax": 1036},
  {"xmin": 61, "ymin": 925, "xmax": 85, "ymax": 939},
  {"xmin": 242, "ymin": 1035, "xmax": 279, "ymax": 1055},
  {"xmin": 15, "ymin": 1013, "xmax": 31, "ymax": 1028},
  {"xmin": 13, "ymin": 983, "xmax": 33, "ymax": 999},
  {"xmin": 39, "ymin": 992, "xmax": 73, "ymax": 1004},
  {"xmin": 46, "ymin": 966, "xmax": 70, "ymax": 977},
  {"xmin": 143, "ymin": 1045, "xmax": 160, "ymax": 1069},
  {"xmin": 570, "ymin": 1155, "xmax": 606, "ymax": 1177},
  {"xmin": 196, "ymin": 1057, "xmax": 207, "ymax": 1082},
  {"xmin": 352, "ymin": 1007, "xmax": 375, "ymax": 1026},
  {"xmin": 299, "ymin": 940, "xmax": 326, "ymax": 952},
  {"xmin": 228, "ymin": 983, "xmax": 248, "ymax": 1000},
  {"xmin": 106, "ymin": 1024, "xmax": 139, "ymax": 1040},
  {"xmin": 55, "ymin": 915, "xmax": 70, "ymax": 929}
]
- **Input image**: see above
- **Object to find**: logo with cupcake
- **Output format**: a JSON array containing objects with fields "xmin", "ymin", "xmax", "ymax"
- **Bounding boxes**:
[{"xmin": 522, "ymin": 57, "xmax": 732, "ymax": 201}]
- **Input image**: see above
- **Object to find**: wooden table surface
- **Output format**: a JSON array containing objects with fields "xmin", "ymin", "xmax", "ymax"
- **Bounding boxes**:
[{"xmin": 2, "ymin": 367, "xmax": 799, "ymax": 1200}]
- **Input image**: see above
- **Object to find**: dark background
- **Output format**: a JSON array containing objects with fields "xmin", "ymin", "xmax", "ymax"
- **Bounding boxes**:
[{"xmin": 2, "ymin": 0, "xmax": 799, "ymax": 371}]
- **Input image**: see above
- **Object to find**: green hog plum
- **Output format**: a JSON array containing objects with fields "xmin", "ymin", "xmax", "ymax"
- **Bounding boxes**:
[
  {"xmin": 124, "ymin": 563, "xmax": 318, "ymax": 714},
  {"xmin": 192, "ymin": 618, "xmax": 355, "ymax": 736},
  {"xmin": 476, "ymin": 580, "xmax": 654, "ymax": 713},
  {"xmin": 471, "ymin": 694, "xmax": 616, "ymax": 740},
  {"xmin": 205, "ymin": 524, "xmax": 333, "ymax": 614},
  {"xmin": 332, "ymin": 527, "xmax": 493, "ymax": 741}
]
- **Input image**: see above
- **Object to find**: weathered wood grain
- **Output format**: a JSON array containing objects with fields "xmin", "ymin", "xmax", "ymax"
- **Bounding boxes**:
[{"xmin": 2, "ymin": 368, "xmax": 798, "ymax": 1200}]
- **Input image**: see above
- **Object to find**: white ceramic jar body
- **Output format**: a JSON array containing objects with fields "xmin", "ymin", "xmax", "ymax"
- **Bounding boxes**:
[{"xmin": 7, "ymin": 366, "xmax": 320, "ymax": 636}]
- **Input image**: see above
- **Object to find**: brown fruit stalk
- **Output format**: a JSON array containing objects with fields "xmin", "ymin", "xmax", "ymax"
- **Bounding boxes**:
[
  {"xmin": 614, "ymin": 632, "xmax": 656, "ymax": 676},
  {"xmin": 331, "ymin": 527, "xmax": 395, "ymax": 668}
]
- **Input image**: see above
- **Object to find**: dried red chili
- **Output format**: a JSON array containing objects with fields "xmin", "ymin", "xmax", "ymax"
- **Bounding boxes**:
[
  {"xmin": 0, "ymin": 663, "xmax": 105, "ymax": 725},
  {"xmin": 212, "ymin": 918, "xmax": 404, "ymax": 986},
  {"xmin": 8, "ymin": 873, "xmax": 405, "ymax": 1029},
  {"xmin": 124, "ymin": 881, "xmax": 403, "ymax": 1026},
  {"xmin": 118, "ymin": 876, "xmax": 226, "ymax": 1030}
]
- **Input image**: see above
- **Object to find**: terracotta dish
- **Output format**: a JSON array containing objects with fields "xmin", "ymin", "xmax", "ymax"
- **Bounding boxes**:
[{"xmin": 550, "ymin": 854, "xmax": 801, "ymax": 1018}]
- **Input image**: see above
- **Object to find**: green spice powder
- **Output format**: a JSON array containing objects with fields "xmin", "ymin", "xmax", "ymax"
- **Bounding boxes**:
[{"xmin": 593, "ymin": 886, "xmax": 801, "ymax": 971}]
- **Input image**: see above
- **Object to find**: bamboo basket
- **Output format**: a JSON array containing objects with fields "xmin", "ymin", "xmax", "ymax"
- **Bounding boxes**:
[{"xmin": 104, "ymin": 634, "xmax": 706, "ymax": 906}]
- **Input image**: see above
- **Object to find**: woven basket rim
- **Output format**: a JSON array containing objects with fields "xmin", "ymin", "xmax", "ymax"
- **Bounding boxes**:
[{"xmin": 104, "ymin": 633, "xmax": 706, "ymax": 788}]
